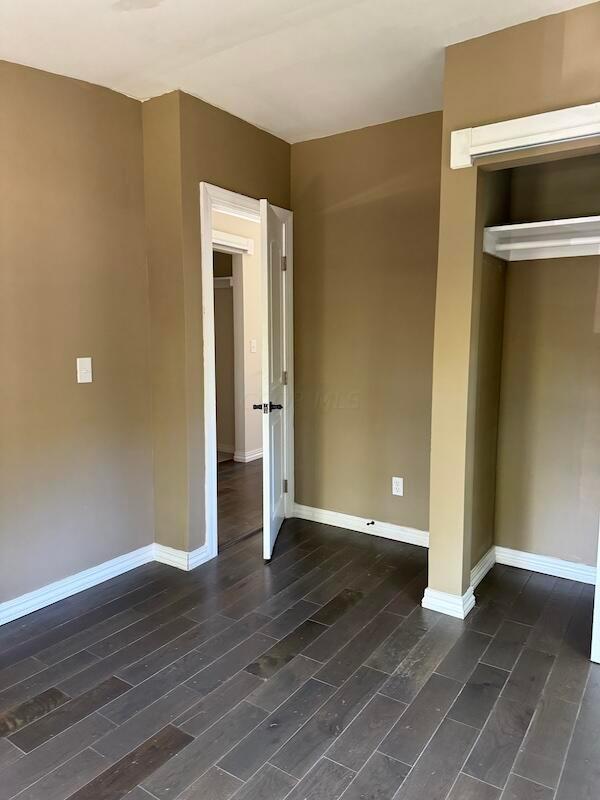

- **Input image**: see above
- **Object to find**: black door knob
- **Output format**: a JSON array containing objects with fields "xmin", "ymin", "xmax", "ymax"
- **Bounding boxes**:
[
  {"xmin": 252, "ymin": 403, "xmax": 264, "ymax": 411},
  {"xmin": 269, "ymin": 402, "xmax": 283, "ymax": 411}
]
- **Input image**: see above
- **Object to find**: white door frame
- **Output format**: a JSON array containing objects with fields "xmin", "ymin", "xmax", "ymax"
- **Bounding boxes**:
[
  {"xmin": 199, "ymin": 182, "xmax": 294, "ymax": 557},
  {"xmin": 593, "ymin": 517, "xmax": 600, "ymax": 663}
]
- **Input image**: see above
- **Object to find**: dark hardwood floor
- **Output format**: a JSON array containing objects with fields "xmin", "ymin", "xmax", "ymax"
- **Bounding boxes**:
[
  {"xmin": 0, "ymin": 520, "xmax": 596, "ymax": 800},
  {"xmin": 218, "ymin": 458, "xmax": 262, "ymax": 549}
]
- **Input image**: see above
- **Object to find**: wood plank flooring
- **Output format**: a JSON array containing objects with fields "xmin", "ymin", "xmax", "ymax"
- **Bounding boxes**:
[
  {"xmin": 0, "ymin": 520, "xmax": 596, "ymax": 800},
  {"xmin": 218, "ymin": 458, "xmax": 262, "ymax": 549}
]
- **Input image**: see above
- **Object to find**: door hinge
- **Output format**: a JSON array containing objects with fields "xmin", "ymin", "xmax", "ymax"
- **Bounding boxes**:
[
  {"xmin": 283, "ymin": 479, "xmax": 288, "ymax": 493},
  {"xmin": 282, "ymin": 370, "xmax": 288, "ymax": 386},
  {"xmin": 281, "ymin": 255, "xmax": 287, "ymax": 272}
]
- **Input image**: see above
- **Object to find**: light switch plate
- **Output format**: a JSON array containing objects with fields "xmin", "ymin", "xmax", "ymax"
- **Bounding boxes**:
[{"xmin": 76, "ymin": 357, "xmax": 93, "ymax": 383}]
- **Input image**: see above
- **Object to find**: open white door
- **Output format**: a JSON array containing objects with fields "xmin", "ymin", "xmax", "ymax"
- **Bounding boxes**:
[{"xmin": 260, "ymin": 200, "xmax": 287, "ymax": 560}]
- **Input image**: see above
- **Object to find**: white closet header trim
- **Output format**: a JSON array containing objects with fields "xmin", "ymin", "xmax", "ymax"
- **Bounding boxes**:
[{"xmin": 451, "ymin": 101, "xmax": 600, "ymax": 169}]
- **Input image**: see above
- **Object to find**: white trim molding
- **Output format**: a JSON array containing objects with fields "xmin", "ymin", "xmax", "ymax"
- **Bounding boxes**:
[
  {"xmin": 292, "ymin": 503, "xmax": 429, "ymax": 549},
  {"xmin": 592, "ymin": 519, "xmax": 600, "ymax": 664},
  {"xmin": 470, "ymin": 547, "xmax": 496, "ymax": 590},
  {"xmin": 207, "ymin": 184, "xmax": 261, "ymax": 223},
  {"xmin": 422, "ymin": 586, "xmax": 476, "ymax": 619},
  {"xmin": 212, "ymin": 229, "xmax": 255, "ymax": 255},
  {"xmin": 451, "ymin": 100, "xmax": 600, "ymax": 169},
  {"xmin": 153, "ymin": 542, "xmax": 213, "ymax": 571},
  {"xmin": 234, "ymin": 447, "xmax": 263, "ymax": 463},
  {"xmin": 0, "ymin": 545, "xmax": 154, "ymax": 626},
  {"xmin": 495, "ymin": 545, "xmax": 596, "ymax": 585}
]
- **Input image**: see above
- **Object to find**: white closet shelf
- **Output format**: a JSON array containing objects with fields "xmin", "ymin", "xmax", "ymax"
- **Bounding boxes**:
[{"xmin": 483, "ymin": 215, "xmax": 600, "ymax": 261}]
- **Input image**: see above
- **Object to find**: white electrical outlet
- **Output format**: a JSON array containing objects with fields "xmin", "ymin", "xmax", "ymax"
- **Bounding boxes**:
[
  {"xmin": 392, "ymin": 476, "xmax": 404, "ymax": 496},
  {"xmin": 76, "ymin": 357, "xmax": 93, "ymax": 384}
]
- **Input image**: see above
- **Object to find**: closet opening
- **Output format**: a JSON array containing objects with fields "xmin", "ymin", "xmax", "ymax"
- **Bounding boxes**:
[{"xmin": 471, "ymin": 152, "xmax": 600, "ymax": 660}]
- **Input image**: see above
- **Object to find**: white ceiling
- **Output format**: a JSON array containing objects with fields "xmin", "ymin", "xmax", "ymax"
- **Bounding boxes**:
[{"xmin": 0, "ymin": 0, "xmax": 594, "ymax": 142}]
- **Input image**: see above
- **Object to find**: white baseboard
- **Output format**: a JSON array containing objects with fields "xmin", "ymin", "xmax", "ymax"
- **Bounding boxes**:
[
  {"xmin": 292, "ymin": 503, "xmax": 429, "ymax": 549},
  {"xmin": 422, "ymin": 586, "xmax": 476, "ymax": 619},
  {"xmin": 217, "ymin": 444, "xmax": 234, "ymax": 454},
  {"xmin": 495, "ymin": 545, "xmax": 596, "ymax": 585},
  {"xmin": 471, "ymin": 547, "xmax": 496, "ymax": 589},
  {"xmin": 2, "ymin": 521, "xmax": 594, "ymax": 629},
  {"xmin": 154, "ymin": 541, "xmax": 216, "ymax": 571},
  {"xmin": 0, "ymin": 544, "xmax": 155, "ymax": 626},
  {"xmin": 234, "ymin": 448, "xmax": 263, "ymax": 463},
  {"xmin": 153, "ymin": 543, "xmax": 190, "ymax": 570},
  {"xmin": 189, "ymin": 540, "xmax": 218, "ymax": 569},
  {"xmin": 0, "ymin": 540, "xmax": 218, "ymax": 627}
]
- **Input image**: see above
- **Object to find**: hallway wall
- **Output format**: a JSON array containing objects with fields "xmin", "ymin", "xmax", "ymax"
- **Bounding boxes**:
[
  {"xmin": 214, "ymin": 253, "xmax": 235, "ymax": 455},
  {"xmin": 212, "ymin": 213, "xmax": 263, "ymax": 463}
]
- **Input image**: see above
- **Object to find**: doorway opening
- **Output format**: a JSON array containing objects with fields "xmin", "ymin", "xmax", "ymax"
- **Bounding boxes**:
[
  {"xmin": 213, "ymin": 237, "xmax": 262, "ymax": 549},
  {"xmin": 200, "ymin": 183, "xmax": 294, "ymax": 561}
]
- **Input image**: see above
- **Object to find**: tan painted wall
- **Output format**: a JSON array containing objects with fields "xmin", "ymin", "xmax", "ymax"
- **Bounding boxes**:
[
  {"xmin": 1, "ymin": 61, "xmax": 153, "ymax": 600},
  {"xmin": 214, "ymin": 253, "xmax": 235, "ymax": 453},
  {"xmin": 212, "ymin": 213, "xmax": 262, "ymax": 461},
  {"xmin": 144, "ymin": 91, "xmax": 290, "ymax": 551},
  {"xmin": 430, "ymin": 1, "xmax": 600, "ymax": 595},
  {"xmin": 290, "ymin": 112, "xmax": 442, "ymax": 530},
  {"xmin": 467, "ymin": 171, "xmax": 511, "ymax": 567},
  {"xmin": 496, "ymin": 256, "xmax": 600, "ymax": 566},
  {"xmin": 142, "ymin": 92, "xmax": 188, "ymax": 550}
]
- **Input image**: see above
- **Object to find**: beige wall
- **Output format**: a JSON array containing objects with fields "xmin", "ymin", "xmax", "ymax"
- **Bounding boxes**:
[
  {"xmin": 496, "ymin": 256, "xmax": 600, "ymax": 566},
  {"xmin": 212, "ymin": 212, "xmax": 262, "ymax": 461},
  {"xmin": 429, "ymin": 1, "xmax": 600, "ymax": 596},
  {"xmin": 214, "ymin": 253, "xmax": 235, "ymax": 453},
  {"xmin": 144, "ymin": 91, "xmax": 290, "ymax": 551},
  {"xmin": 142, "ymin": 92, "xmax": 188, "ymax": 551},
  {"xmin": 467, "ymin": 171, "xmax": 511, "ymax": 567},
  {"xmin": 291, "ymin": 112, "xmax": 442, "ymax": 530},
  {"xmin": 1, "ymin": 61, "xmax": 153, "ymax": 600}
]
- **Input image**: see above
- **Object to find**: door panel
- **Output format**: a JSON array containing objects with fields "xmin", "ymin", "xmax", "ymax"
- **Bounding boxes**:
[{"xmin": 261, "ymin": 200, "xmax": 287, "ymax": 560}]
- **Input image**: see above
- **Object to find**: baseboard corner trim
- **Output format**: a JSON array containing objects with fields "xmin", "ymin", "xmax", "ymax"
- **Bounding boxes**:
[
  {"xmin": 153, "ymin": 541, "xmax": 217, "ymax": 571},
  {"xmin": 422, "ymin": 586, "xmax": 476, "ymax": 619},
  {"xmin": 292, "ymin": 503, "xmax": 429, "ymax": 548},
  {"xmin": 495, "ymin": 545, "xmax": 596, "ymax": 585},
  {"xmin": 233, "ymin": 448, "xmax": 263, "ymax": 463},
  {"xmin": 0, "ymin": 544, "xmax": 155, "ymax": 626},
  {"xmin": 471, "ymin": 547, "xmax": 496, "ymax": 590}
]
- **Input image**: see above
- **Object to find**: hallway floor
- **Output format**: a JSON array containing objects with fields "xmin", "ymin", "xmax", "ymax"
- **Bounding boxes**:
[
  {"xmin": 218, "ymin": 458, "xmax": 262, "ymax": 549},
  {"xmin": 0, "ymin": 521, "xmax": 596, "ymax": 800}
]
